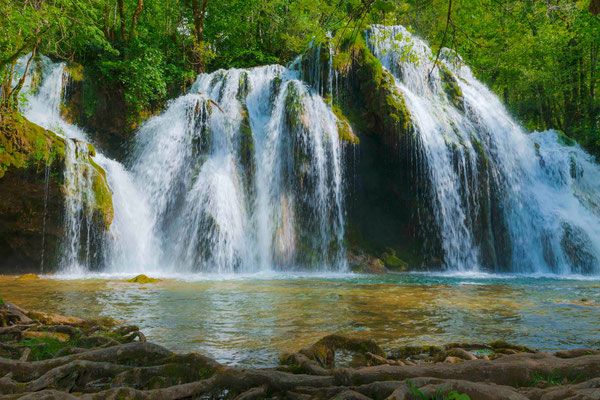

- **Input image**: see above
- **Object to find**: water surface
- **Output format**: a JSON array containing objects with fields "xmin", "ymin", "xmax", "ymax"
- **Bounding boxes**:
[{"xmin": 1, "ymin": 273, "xmax": 598, "ymax": 366}]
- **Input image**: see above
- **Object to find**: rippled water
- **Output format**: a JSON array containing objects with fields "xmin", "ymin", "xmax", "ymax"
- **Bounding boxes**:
[{"xmin": 1, "ymin": 274, "xmax": 598, "ymax": 366}]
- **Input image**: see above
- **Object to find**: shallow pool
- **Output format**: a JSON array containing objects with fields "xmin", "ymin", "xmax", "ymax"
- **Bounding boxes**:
[{"xmin": 1, "ymin": 271, "xmax": 598, "ymax": 366}]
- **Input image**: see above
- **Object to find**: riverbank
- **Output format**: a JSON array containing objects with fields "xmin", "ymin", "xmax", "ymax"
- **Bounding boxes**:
[{"xmin": 1, "ymin": 301, "xmax": 599, "ymax": 399}]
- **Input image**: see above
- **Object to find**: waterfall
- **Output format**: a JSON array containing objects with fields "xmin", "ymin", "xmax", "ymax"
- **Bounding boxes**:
[
  {"xmin": 17, "ymin": 56, "xmax": 154, "ymax": 273},
  {"xmin": 16, "ymin": 56, "xmax": 346, "ymax": 274},
  {"xmin": 131, "ymin": 66, "xmax": 346, "ymax": 272},
  {"xmin": 368, "ymin": 25, "xmax": 600, "ymax": 274}
]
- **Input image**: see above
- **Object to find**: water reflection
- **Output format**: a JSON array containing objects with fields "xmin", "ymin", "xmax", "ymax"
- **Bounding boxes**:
[{"xmin": 1, "ymin": 274, "xmax": 598, "ymax": 366}]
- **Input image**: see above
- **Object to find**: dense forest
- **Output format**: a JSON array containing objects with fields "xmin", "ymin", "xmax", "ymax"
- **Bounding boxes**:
[{"xmin": 2, "ymin": 0, "xmax": 600, "ymax": 156}]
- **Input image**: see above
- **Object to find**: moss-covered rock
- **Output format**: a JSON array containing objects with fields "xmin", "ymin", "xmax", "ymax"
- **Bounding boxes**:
[
  {"xmin": 0, "ymin": 112, "xmax": 66, "ymax": 273},
  {"xmin": 127, "ymin": 274, "xmax": 161, "ymax": 284},
  {"xmin": 332, "ymin": 105, "xmax": 359, "ymax": 144},
  {"xmin": 347, "ymin": 251, "xmax": 388, "ymax": 274},
  {"xmin": 237, "ymin": 71, "xmax": 250, "ymax": 101},
  {"xmin": 0, "ymin": 112, "xmax": 65, "ymax": 178},
  {"xmin": 16, "ymin": 273, "xmax": 41, "ymax": 280},
  {"xmin": 329, "ymin": 34, "xmax": 428, "ymax": 269},
  {"xmin": 439, "ymin": 64, "xmax": 464, "ymax": 111},
  {"xmin": 381, "ymin": 249, "xmax": 409, "ymax": 271},
  {"xmin": 86, "ymin": 148, "xmax": 114, "ymax": 228},
  {"xmin": 0, "ymin": 112, "xmax": 113, "ymax": 272}
]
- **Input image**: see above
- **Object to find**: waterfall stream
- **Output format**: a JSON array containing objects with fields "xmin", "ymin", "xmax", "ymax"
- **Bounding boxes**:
[
  {"xmin": 18, "ymin": 57, "xmax": 346, "ymax": 274},
  {"xmin": 18, "ymin": 56, "xmax": 153, "ymax": 274},
  {"xmin": 131, "ymin": 66, "xmax": 346, "ymax": 272},
  {"xmin": 368, "ymin": 25, "xmax": 600, "ymax": 274}
]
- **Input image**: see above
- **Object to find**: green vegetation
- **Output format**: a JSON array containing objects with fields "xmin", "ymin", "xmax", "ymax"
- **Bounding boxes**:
[
  {"xmin": 19, "ymin": 337, "xmax": 70, "ymax": 361},
  {"xmin": 2, "ymin": 0, "xmax": 599, "ymax": 156}
]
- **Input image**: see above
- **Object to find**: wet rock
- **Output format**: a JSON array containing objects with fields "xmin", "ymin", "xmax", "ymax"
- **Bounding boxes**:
[
  {"xmin": 444, "ymin": 356, "xmax": 463, "ymax": 364},
  {"xmin": 17, "ymin": 273, "xmax": 41, "ymax": 280},
  {"xmin": 555, "ymin": 348, "xmax": 600, "ymax": 358},
  {"xmin": 126, "ymin": 274, "xmax": 161, "ymax": 284},
  {"xmin": 347, "ymin": 252, "xmax": 388, "ymax": 274}
]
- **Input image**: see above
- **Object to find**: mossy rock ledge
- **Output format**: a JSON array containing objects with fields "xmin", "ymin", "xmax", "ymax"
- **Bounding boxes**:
[{"xmin": 0, "ymin": 112, "xmax": 113, "ymax": 273}]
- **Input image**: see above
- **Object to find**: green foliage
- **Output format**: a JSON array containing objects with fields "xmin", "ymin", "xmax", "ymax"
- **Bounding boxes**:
[{"xmin": 393, "ymin": 0, "xmax": 600, "ymax": 158}]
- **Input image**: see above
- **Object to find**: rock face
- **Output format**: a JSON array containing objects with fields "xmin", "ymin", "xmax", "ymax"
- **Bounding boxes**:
[
  {"xmin": 0, "ymin": 112, "xmax": 113, "ymax": 273},
  {"xmin": 301, "ymin": 36, "xmax": 427, "ymax": 268},
  {"xmin": 0, "ymin": 113, "xmax": 66, "ymax": 273}
]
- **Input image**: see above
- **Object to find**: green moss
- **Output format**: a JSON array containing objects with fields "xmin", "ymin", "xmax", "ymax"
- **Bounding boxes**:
[
  {"xmin": 488, "ymin": 340, "xmax": 534, "ymax": 353},
  {"xmin": 19, "ymin": 337, "xmax": 69, "ymax": 360},
  {"xmin": 341, "ymin": 35, "xmax": 412, "ymax": 140},
  {"xmin": 237, "ymin": 71, "xmax": 250, "ymax": 101},
  {"xmin": 87, "ymin": 153, "xmax": 114, "ymax": 227},
  {"xmin": 0, "ymin": 112, "xmax": 66, "ymax": 179},
  {"xmin": 285, "ymin": 82, "xmax": 305, "ymax": 132},
  {"xmin": 270, "ymin": 76, "xmax": 283, "ymax": 106},
  {"xmin": 331, "ymin": 105, "xmax": 359, "ymax": 144},
  {"xmin": 66, "ymin": 63, "xmax": 85, "ymax": 82},
  {"xmin": 439, "ymin": 64, "xmax": 464, "ymax": 111},
  {"xmin": 381, "ymin": 252, "xmax": 408, "ymax": 271}
]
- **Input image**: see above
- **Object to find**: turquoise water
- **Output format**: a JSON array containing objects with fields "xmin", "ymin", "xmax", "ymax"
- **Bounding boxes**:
[{"xmin": 1, "ymin": 272, "xmax": 598, "ymax": 366}]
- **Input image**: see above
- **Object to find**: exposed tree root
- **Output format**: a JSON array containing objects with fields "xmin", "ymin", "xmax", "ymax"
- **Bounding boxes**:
[{"xmin": 1, "ymin": 302, "xmax": 599, "ymax": 400}]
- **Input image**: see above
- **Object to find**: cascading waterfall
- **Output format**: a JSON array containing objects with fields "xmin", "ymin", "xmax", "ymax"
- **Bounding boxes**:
[
  {"xmin": 368, "ymin": 25, "xmax": 600, "ymax": 274},
  {"xmin": 131, "ymin": 65, "xmax": 346, "ymax": 272},
  {"xmin": 17, "ymin": 56, "xmax": 154, "ymax": 273}
]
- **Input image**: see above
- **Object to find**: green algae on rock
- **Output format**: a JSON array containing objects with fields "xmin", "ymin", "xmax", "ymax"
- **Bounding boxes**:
[
  {"xmin": 0, "ymin": 112, "xmax": 66, "ymax": 179},
  {"xmin": 127, "ymin": 274, "xmax": 161, "ymax": 284},
  {"xmin": 16, "ymin": 273, "xmax": 41, "ymax": 280}
]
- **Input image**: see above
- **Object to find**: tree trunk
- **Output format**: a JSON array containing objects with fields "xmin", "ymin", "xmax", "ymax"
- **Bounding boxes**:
[
  {"xmin": 117, "ymin": 0, "xmax": 126, "ymax": 40},
  {"xmin": 130, "ymin": 0, "xmax": 144, "ymax": 38},
  {"xmin": 191, "ymin": 0, "xmax": 209, "ymax": 73},
  {"xmin": 590, "ymin": 0, "xmax": 600, "ymax": 16}
]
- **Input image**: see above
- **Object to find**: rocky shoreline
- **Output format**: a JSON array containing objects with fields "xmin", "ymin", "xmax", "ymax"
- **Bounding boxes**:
[{"xmin": 0, "ymin": 301, "xmax": 599, "ymax": 400}]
